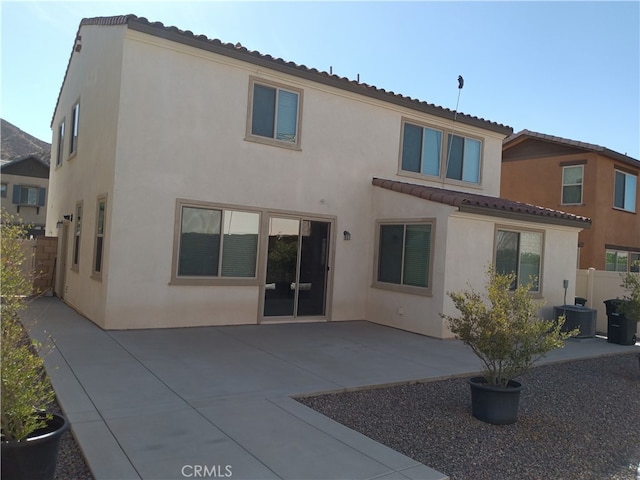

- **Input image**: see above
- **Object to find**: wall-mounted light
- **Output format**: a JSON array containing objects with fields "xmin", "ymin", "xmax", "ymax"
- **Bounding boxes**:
[
  {"xmin": 343, "ymin": 230, "xmax": 351, "ymax": 241},
  {"xmin": 63, "ymin": 214, "xmax": 73, "ymax": 222},
  {"xmin": 56, "ymin": 221, "xmax": 63, "ymax": 229}
]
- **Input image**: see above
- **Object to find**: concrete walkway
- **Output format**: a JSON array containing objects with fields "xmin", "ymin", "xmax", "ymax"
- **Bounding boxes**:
[{"xmin": 22, "ymin": 298, "xmax": 639, "ymax": 480}]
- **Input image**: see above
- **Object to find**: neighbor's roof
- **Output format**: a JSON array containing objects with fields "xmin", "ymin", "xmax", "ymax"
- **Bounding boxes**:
[
  {"xmin": 504, "ymin": 129, "xmax": 639, "ymax": 168},
  {"xmin": 372, "ymin": 177, "xmax": 591, "ymax": 228},
  {"xmin": 52, "ymin": 15, "xmax": 513, "ymax": 136}
]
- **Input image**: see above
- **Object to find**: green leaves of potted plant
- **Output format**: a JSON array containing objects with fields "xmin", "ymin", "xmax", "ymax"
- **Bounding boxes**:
[
  {"xmin": 1, "ymin": 210, "xmax": 68, "ymax": 480},
  {"xmin": 441, "ymin": 266, "xmax": 577, "ymax": 424}
]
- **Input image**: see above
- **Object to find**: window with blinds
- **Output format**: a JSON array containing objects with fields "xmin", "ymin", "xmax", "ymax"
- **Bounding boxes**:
[
  {"xmin": 248, "ymin": 78, "xmax": 301, "ymax": 148},
  {"xmin": 376, "ymin": 221, "xmax": 433, "ymax": 291},
  {"xmin": 176, "ymin": 203, "xmax": 260, "ymax": 280}
]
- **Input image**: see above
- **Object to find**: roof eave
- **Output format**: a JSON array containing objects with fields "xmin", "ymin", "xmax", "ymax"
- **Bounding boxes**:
[
  {"xmin": 458, "ymin": 204, "xmax": 591, "ymax": 229},
  {"xmin": 127, "ymin": 19, "xmax": 512, "ymax": 136}
]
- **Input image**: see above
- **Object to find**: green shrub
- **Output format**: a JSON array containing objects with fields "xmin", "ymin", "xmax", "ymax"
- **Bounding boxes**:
[
  {"xmin": 1, "ymin": 209, "xmax": 55, "ymax": 442},
  {"xmin": 442, "ymin": 266, "xmax": 577, "ymax": 387}
]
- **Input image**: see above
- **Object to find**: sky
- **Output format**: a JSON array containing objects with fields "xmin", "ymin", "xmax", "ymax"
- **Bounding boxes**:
[{"xmin": 1, "ymin": 1, "xmax": 639, "ymax": 159}]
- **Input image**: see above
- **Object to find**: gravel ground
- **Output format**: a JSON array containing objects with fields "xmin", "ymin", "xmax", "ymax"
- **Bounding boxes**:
[
  {"xmin": 298, "ymin": 352, "xmax": 640, "ymax": 480},
  {"xmin": 50, "ymin": 401, "xmax": 93, "ymax": 480}
]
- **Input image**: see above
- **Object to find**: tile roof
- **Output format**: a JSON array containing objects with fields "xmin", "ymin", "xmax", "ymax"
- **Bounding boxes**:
[
  {"xmin": 52, "ymin": 15, "xmax": 513, "ymax": 135},
  {"xmin": 504, "ymin": 130, "xmax": 639, "ymax": 167},
  {"xmin": 372, "ymin": 178, "xmax": 591, "ymax": 228}
]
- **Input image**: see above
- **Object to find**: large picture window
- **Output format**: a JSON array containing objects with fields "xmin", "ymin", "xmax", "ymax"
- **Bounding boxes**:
[
  {"xmin": 495, "ymin": 228, "xmax": 543, "ymax": 292},
  {"xmin": 248, "ymin": 79, "xmax": 301, "ymax": 147},
  {"xmin": 174, "ymin": 202, "xmax": 260, "ymax": 282},
  {"xmin": 614, "ymin": 170, "xmax": 637, "ymax": 212},
  {"xmin": 375, "ymin": 221, "xmax": 433, "ymax": 293},
  {"xmin": 400, "ymin": 120, "xmax": 482, "ymax": 184}
]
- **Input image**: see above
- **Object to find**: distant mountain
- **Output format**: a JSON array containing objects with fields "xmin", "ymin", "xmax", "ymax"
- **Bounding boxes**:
[{"xmin": 1, "ymin": 118, "xmax": 51, "ymax": 164}]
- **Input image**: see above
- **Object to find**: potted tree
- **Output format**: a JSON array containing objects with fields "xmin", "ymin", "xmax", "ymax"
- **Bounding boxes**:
[
  {"xmin": 1, "ymin": 210, "xmax": 68, "ymax": 480},
  {"xmin": 606, "ymin": 265, "xmax": 640, "ymax": 345},
  {"xmin": 442, "ymin": 267, "xmax": 577, "ymax": 425}
]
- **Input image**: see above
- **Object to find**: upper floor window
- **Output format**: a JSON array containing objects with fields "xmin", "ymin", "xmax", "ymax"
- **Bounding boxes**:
[
  {"xmin": 12, "ymin": 185, "xmax": 45, "ymax": 207},
  {"xmin": 495, "ymin": 228, "xmax": 543, "ymax": 293},
  {"xmin": 400, "ymin": 120, "xmax": 482, "ymax": 184},
  {"xmin": 247, "ymin": 78, "xmax": 301, "ymax": 148},
  {"xmin": 1, "ymin": 183, "xmax": 6, "ymax": 198},
  {"xmin": 70, "ymin": 102, "xmax": 80, "ymax": 156},
  {"xmin": 614, "ymin": 170, "xmax": 637, "ymax": 212},
  {"xmin": 374, "ymin": 220, "xmax": 433, "ymax": 294},
  {"xmin": 401, "ymin": 124, "xmax": 442, "ymax": 176},
  {"xmin": 445, "ymin": 134, "xmax": 481, "ymax": 183},
  {"xmin": 56, "ymin": 120, "xmax": 65, "ymax": 166},
  {"xmin": 173, "ymin": 201, "xmax": 261, "ymax": 283},
  {"xmin": 562, "ymin": 165, "xmax": 583, "ymax": 205}
]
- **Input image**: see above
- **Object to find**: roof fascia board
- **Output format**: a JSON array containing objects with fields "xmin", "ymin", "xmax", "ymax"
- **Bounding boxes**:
[
  {"xmin": 126, "ymin": 20, "xmax": 511, "ymax": 136},
  {"xmin": 458, "ymin": 204, "xmax": 591, "ymax": 229}
]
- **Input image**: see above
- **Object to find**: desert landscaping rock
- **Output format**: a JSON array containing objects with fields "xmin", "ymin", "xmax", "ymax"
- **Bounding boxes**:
[{"xmin": 299, "ymin": 352, "xmax": 640, "ymax": 480}]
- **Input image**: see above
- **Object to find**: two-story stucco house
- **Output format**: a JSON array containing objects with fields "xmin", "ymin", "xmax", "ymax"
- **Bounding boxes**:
[
  {"xmin": 502, "ymin": 130, "xmax": 639, "ymax": 272},
  {"xmin": 46, "ymin": 15, "xmax": 590, "ymax": 337},
  {"xmin": 1, "ymin": 155, "xmax": 49, "ymax": 236}
]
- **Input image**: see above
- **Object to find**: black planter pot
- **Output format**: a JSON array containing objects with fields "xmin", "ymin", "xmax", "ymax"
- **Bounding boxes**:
[
  {"xmin": 469, "ymin": 377, "xmax": 523, "ymax": 425},
  {"xmin": 1, "ymin": 413, "xmax": 69, "ymax": 480}
]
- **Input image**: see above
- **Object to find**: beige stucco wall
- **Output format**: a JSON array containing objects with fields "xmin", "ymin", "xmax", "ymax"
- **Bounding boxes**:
[
  {"xmin": 46, "ymin": 25, "xmax": 127, "ymax": 327},
  {"xmin": 93, "ymin": 30, "xmax": 507, "ymax": 330},
  {"xmin": 49, "ymin": 24, "xmax": 578, "ymax": 336}
]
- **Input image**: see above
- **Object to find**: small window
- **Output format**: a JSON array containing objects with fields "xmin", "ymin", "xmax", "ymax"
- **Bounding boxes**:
[
  {"xmin": 614, "ymin": 170, "xmax": 637, "ymax": 212},
  {"xmin": 375, "ymin": 221, "xmax": 433, "ymax": 292},
  {"xmin": 1, "ymin": 183, "xmax": 7, "ymax": 198},
  {"xmin": 446, "ymin": 134, "xmax": 481, "ymax": 183},
  {"xmin": 562, "ymin": 165, "xmax": 583, "ymax": 204},
  {"xmin": 93, "ymin": 196, "xmax": 106, "ymax": 276},
  {"xmin": 72, "ymin": 203, "xmax": 82, "ymax": 269},
  {"xmin": 248, "ymin": 78, "xmax": 301, "ymax": 147},
  {"xmin": 495, "ymin": 228, "xmax": 543, "ymax": 292},
  {"xmin": 631, "ymin": 253, "xmax": 640, "ymax": 273},
  {"xmin": 174, "ymin": 202, "xmax": 260, "ymax": 282},
  {"xmin": 401, "ymin": 124, "xmax": 442, "ymax": 177},
  {"xmin": 70, "ymin": 102, "xmax": 80, "ymax": 156},
  {"xmin": 56, "ymin": 120, "xmax": 65, "ymax": 166}
]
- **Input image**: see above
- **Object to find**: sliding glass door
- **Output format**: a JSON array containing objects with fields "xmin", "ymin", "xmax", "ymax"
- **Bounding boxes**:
[{"xmin": 263, "ymin": 217, "xmax": 330, "ymax": 318}]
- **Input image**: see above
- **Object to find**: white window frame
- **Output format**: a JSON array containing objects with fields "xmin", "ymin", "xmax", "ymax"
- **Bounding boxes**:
[
  {"xmin": 561, "ymin": 165, "xmax": 583, "ymax": 205},
  {"xmin": 245, "ymin": 77, "xmax": 302, "ymax": 150}
]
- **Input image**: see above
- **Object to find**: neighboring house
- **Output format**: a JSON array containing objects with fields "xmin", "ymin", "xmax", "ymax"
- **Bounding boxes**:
[
  {"xmin": 1, "ymin": 155, "xmax": 49, "ymax": 236},
  {"xmin": 502, "ymin": 130, "xmax": 639, "ymax": 272},
  {"xmin": 46, "ymin": 15, "xmax": 590, "ymax": 337}
]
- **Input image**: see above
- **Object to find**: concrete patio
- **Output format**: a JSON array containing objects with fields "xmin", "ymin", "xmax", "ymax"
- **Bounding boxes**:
[{"xmin": 22, "ymin": 297, "xmax": 639, "ymax": 480}]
